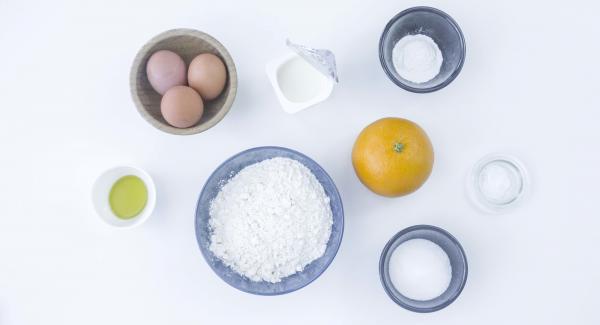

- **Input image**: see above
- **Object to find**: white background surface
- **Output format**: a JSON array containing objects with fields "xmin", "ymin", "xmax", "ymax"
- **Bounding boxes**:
[{"xmin": 1, "ymin": 0, "xmax": 599, "ymax": 324}]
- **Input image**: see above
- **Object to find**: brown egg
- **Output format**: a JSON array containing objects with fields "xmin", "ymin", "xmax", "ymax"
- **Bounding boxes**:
[
  {"xmin": 160, "ymin": 86, "xmax": 204, "ymax": 128},
  {"xmin": 146, "ymin": 50, "xmax": 187, "ymax": 95},
  {"xmin": 188, "ymin": 53, "xmax": 227, "ymax": 100}
]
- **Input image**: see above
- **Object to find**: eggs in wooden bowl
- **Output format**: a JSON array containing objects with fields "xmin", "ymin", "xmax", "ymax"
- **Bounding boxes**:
[{"xmin": 130, "ymin": 29, "xmax": 237, "ymax": 135}]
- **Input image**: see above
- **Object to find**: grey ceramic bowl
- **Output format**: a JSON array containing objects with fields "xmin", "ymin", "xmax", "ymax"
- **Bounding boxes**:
[
  {"xmin": 379, "ymin": 7, "xmax": 466, "ymax": 93},
  {"xmin": 195, "ymin": 146, "xmax": 344, "ymax": 295},
  {"xmin": 379, "ymin": 225, "xmax": 468, "ymax": 312}
]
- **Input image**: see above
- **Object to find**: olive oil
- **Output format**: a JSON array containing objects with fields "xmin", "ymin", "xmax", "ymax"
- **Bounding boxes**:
[{"xmin": 109, "ymin": 175, "xmax": 148, "ymax": 219}]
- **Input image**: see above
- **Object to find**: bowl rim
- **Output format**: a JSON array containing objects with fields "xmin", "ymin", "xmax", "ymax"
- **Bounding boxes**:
[
  {"xmin": 379, "ymin": 224, "xmax": 468, "ymax": 312},
  {"xmin": 378, "ymin": 6, "xmax": 466, "ymax": 93},
  {"xmin": 194, "ymin": 146, "xmax": 345, "ymax": 295},
  {"xmin": 129, "ymin": 28, "xmax": 238, "ymax": 135}
]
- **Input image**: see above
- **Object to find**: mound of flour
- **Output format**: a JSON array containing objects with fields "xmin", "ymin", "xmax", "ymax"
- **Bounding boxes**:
[{"xmin": 209, "ymin": 157, "xmax": 333, "ymax": 283}]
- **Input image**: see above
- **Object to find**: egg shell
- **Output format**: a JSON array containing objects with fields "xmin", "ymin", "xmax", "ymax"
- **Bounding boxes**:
[
  {"xmin": 146, "ymin": 50, "xmax": 187, "ymax": 95},
  {"xmin": 160, "ymin": 86, "xmax": 204, "ymax": 128},
  {"xmin": 188, "ymin": 53, "xmax": 227, "ymax": 101}
]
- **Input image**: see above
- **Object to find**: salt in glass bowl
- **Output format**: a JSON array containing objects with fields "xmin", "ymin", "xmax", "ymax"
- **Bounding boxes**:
[{"xmin": 467, "ymin": 154, "xmax": 529, "ymax": 214}]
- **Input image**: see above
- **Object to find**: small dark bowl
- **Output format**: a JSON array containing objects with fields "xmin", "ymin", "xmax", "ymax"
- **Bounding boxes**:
[
  {"xmin": 195, "ymin": 146, "xmax": 344, "ymax": 295},
  {"xmin": 379, "ymin": 7, "xmax": 466, "ymax": 93},
  {"xmin": 379, "ymin": 225, "xmax": 468, "ymax": 312}
]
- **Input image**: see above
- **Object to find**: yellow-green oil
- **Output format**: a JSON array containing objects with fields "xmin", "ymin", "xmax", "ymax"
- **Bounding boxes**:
[{"xmin": 109, "ymin": 175, "xmax": 148, "ymax": 219}]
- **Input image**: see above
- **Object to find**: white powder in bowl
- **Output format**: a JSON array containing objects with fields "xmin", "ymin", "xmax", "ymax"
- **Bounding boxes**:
[
  {"xmin": 392, "ymin": 34, "xmax": 443, "ymax": 84},
  {"xmin": 478, "ymin": 160, "xmax": 523, "ymax": 205},
  {"xmin": 389, "ymin": 239, "xmax": 452, "ymax": 301},
  {"xmin": 208, "ymin": 157, "xmax": 333, "ymax": 283}
]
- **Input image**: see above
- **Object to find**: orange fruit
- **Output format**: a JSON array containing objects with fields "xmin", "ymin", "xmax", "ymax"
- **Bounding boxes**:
[{"xmin": 352, "ymin": 117, "xmax": 434, "ymax": 197}]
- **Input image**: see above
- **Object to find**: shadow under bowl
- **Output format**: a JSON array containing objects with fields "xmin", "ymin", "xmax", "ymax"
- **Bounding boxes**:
[
  {"xmin": 379, "ymin": 6, "xmax": 466, "ymax": 93},
  {"xmin": 195, "ymin": 146, "xmax": 344, "ymax": 295},
  {"xmin": 130, "ymin": 28, "xmax": 237, "ymax": 135},
  {"xmin": 379, "ymin": 225, "xmax": 468, "ymax": 312}
]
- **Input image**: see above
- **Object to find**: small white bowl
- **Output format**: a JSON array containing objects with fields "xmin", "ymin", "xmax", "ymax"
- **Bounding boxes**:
[
  {"xmin": 92, "ymin": 166, "xmax": 156, "ymax": 228},
  {"xmin": 266, "ymin": 52, "xmax": 335, "ymax": 114}
]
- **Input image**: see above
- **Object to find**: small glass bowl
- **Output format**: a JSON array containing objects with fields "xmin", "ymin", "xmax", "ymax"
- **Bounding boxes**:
[
  {"xmin": 467, "ymin": 154, "xmax": 529, "ymax": 214},
  {"xmin": 379, "ymin": 225, "xmax": 468, "ymax": 313}
]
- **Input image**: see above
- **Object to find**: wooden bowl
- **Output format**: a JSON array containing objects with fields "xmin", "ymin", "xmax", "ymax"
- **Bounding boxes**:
[{"xmin": 130, "ymin": 29, "xmax": 237, "ymax": 135}]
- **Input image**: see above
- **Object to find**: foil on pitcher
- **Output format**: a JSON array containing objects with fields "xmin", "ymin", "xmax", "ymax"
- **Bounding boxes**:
[{"xmin": 286, "ymin": 39, "xmax": 338, "ymax": 83}]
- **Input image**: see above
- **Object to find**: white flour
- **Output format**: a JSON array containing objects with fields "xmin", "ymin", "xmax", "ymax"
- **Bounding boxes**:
[
  {"xmin": 392, "ymin": 34, "xmax": 443, "ymax": 83},
  {"xmin": 209, "ymin": 157, "xmax": 333, "ymax": 283}
]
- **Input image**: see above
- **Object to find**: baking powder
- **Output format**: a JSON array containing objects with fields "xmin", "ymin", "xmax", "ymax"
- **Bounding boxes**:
[{"xmin": 392, "ymin": 34, "xmax": 443, "ymax": 83}]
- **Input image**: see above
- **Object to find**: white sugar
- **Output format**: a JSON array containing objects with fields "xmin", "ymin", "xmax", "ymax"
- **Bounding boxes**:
[{"xmin": 389, "ymin": 239, "xmax": 452, "ymax": 301}]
